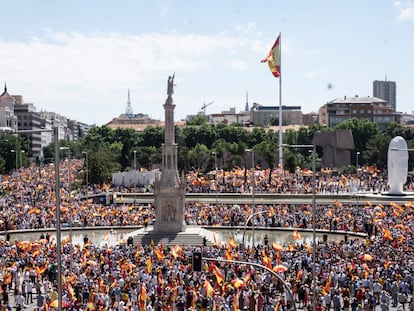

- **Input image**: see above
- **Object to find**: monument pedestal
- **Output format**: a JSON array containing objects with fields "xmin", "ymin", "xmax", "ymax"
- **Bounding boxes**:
[{"xmin": 153, "ymin": 185, "xmax": 186, "ymax": 233}]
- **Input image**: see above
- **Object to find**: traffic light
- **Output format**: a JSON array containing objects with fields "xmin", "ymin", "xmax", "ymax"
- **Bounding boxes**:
[{"xmin": 192, "ymin": 252, "xmax": 202, "ymax": 272}]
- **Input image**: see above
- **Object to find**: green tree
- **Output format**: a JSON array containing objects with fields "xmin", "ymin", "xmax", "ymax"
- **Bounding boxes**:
[
  {"xmin": 141, "ymin": 126, "xmax": 164, "ymax": 148},
  {"xmin": 188, "ymin": 143, "xmax": 211, "ymax": 172},
  {"xmin": 186, "ymin": 115, "xmax": 208, "ymax": 125},
  {"xmin": 364, "ymin": 133, "xmax": 391, "ymax": 168},
  {"xmin": 255, "ymin": 138, "xmax": 278, "ymax": 184},
  {"xmin": 135, "ymin": 146, "xmax": 161, "ymax": 170},
  {"xmin": 88, "ymin": 148, "xmax": 121, "ymax": 184},
  {"xmin": 249, "ymin": 127, "xmax": 267, "ymax": 147}
]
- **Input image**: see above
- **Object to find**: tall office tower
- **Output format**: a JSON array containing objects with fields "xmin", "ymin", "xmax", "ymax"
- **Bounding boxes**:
[{"xmin": 373, "ymin": 78, "xmax": 396, "ymax": 111}]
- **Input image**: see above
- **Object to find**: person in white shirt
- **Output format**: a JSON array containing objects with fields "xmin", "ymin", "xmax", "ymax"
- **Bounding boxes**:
[{"xmin": 26, "ymin": 280, "xmax": 34, "ymax": 304}]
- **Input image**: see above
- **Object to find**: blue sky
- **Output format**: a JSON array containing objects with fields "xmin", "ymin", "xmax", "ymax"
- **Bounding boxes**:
[{"xmin": 0, "ymin": 1, "xmax": 413, "ymax": 126}]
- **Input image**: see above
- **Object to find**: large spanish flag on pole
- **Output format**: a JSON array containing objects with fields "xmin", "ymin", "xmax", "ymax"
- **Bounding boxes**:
[
  {"xmin": 261, "ymin": 34, "xmax": 281, "ymax": 78},
  {"xmin": 261, "ymin": 33, "xmax": 283, "ymax": 167}
]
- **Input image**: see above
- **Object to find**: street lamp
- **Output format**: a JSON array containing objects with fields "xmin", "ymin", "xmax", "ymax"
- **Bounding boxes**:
[
  {"xmin": 356, "ymin": 151, "xmax": 360, "ymax": 202},
  {"xmin": 245, "ymin": 149, "xmax": 256, "ymax": 246},
  {"xmin": 19, "ymin": 150, "xmax": 25, "ymax": 168},
  {"xmin": 242, "ymin": 210, "xmax": 268, "ymax": 249},
  {"xmin": 17, "ymin": 128, "xmax": 62, "ymax": 311},
  {"xmin": 82, "ymin": 151, "xmax": 89, "ymax": 202},
  {"xmin": 60, "ymin": 147, "xmax": 72, "ymax": 245},
  {"xmin": 203, "ymin": 257, "xmax": 297, "ymax": 311},
  {"xmin": 133, "ymin": 150, "xmax": 137, "ymax": 171},
  {"xmin": 10, "ymin": 149, "xmax": 18, "ymax": 171},
  {"xmin": 212, "ymin": 151, "xmax": 218, "ymax": 206},
  {"xmin": 282, "ymin": 143, "xmax": 317, "ymax": 311}
]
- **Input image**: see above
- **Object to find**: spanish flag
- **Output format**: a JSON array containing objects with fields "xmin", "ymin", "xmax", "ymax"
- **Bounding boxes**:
[
  {"xmin": 261, "ymin": 34, "xmax": 281, "ymax": 78},
  {"xmin": 229, "ymin": 237, "xmax": 237, "ymax": 249},
  {"xmin": 213, "ymin": 264, "xmax": 224, "ymax": 285},
  {"xmin": 139, "ymin": 285, "xmax": 147, "ymax": 308},
  {"xmin": 323, "ymin": 275, "xmax": 332, "ymax": 294},
  {"xmin": 293, "ymin": 230, "xmax": 301, "ymax": 239},
  {"xmin": 153, "ymin": 247, "xmax": 165, "ymax": 260},
  {"xmin": 146, "ymin": 258, "xmax": 152, "ymax": 273},
  {"xmin": 204, "ymin": 280, "xmax": 215, "ymax": 297}
]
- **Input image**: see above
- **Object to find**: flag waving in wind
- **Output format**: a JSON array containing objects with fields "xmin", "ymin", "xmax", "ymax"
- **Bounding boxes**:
[{"xmin": 261, "ymin": 34, "xmax": 281, "ymax": 78}]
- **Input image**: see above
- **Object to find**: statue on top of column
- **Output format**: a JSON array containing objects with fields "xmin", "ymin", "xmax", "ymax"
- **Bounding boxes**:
[{"xmin": 167, "ymin": 73, "xmax": 175, "ymax": 97}]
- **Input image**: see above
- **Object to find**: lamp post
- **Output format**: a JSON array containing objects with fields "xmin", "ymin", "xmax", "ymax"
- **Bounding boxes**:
[
  {"xmin": 10, "ymin": 149, "xmax": 18, "ymax": 171},
  {"xmin": 17, "ymin": 128, "xmax": 62, "ymax": 311},
  {"xmin": 82, "ymin": 151, "xmax": 89, "ymax": 202},
  {"xmin": 60, "ymin": 147, "xmax": 72, "ymax": 245},
  {"xmin": 212, "ymin": 151, "xmax": 218, "ymax": 206},
  {"xmin": 242, "ymin": 210, "xmax": 268, "ymax": 249},
  {"xmin": 133, "ymin": 150, "xmax": 137, "ymax": 171},
  {"xmin": 245, "ymin": 149, "xmax": 255, "ymax": 246},
  {"xmin": 19, "ymin": 150, "xmax": 24, "ymax": 168},
  {"xmin": 203, "ymin": 257, "xmax": 297, "ymax": 311},
  {"xmin": 282, "ymin": 144, "xmax": 316, "ymax": 311},
  {"xmin": 356, "ymin": 151, "xmax": 360, "ymax": 193},
  {"xmin": 356, "ymin": 151, "xmax": 360, "ymax": 207}
]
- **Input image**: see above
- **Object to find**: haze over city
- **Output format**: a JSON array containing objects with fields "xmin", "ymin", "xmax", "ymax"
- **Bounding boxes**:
[{"xmin": 0, "ymin": 0, "xmax": 413, "ymax": 126}]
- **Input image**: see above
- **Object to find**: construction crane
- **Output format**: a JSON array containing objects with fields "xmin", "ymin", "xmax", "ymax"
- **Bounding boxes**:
[{"xmin": 201, "ymin": 101, "xmax": 214, "ymax": 115}]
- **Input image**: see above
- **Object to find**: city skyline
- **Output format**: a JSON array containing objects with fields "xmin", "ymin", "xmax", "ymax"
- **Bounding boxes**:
[{"xmin": 0, "ymin": 1, "xmax": 413, "ymax": 126}]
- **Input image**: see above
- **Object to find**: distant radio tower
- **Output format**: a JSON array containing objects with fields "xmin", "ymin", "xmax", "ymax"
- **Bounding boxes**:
[
  {"xmin": 125, "ymin": 89, "xmax": 133, "ymax": 115},
  {"xmin": 245, "ymin": 90, "xmax": 249, "ymax": 111}
]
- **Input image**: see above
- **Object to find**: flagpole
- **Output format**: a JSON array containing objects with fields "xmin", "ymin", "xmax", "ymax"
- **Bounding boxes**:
[{"xmin": 278, "ymin": 32, "xmax": 283, "ymax": 167}]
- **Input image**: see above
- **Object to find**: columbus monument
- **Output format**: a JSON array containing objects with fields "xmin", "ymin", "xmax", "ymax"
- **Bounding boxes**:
[
  {"xmin": 153, "ymin": 74, "xmax": 187, "ymax": 232},
  {"xmin": 130, "ymin": 74, "xmax": 215, "ymax": 245}
]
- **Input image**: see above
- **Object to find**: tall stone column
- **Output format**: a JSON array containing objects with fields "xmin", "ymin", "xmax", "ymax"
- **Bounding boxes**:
[{"xmin": 153, "ymin": 76, "xmax": 186, "ymax": 233}]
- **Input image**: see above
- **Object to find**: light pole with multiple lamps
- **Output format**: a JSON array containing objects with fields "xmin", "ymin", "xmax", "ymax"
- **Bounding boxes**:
[
  {"xmin": 10, "ymin": 149, "xmax": 18, "ymax": 171},
  {"xmin": 282, "ymin": 143, "xmax": 317, "ymax": 311},
  {"xmin": 356, "ymin": 151, "xmax": 360, "ymax": 194},
  {"xmin": 212, "ymin": 151, "xmax": 218, "ymax": 206},
  {"xmin": 133, "ymin": 150, "xmax": 137, "ymax": 171},
  {"xmin": 245, "ymin": 149, "xmax": 256, "ymax": 246},
  {"xmin": 59, "ymin": 147, "xmax": 72, "ymax": 245},
  {"xmin": 82, "ymin": 151, "xmax": 89, "ymax": 202},
  {"xmin": 17, "ymin": 128, "xmax": 62, "ymax": 311},
  {"xmin": 242, "ymin": 210, "xmax": 268, "ymax": 249}
]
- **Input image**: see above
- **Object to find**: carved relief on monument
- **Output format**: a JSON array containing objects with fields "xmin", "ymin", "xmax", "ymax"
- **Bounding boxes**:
[{"xmin": 162, "ymin": 201, "xmax": 177, "ymax": 221}]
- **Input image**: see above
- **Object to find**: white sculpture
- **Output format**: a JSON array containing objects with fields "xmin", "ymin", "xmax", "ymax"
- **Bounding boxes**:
[{"xmin": 387, "ymin": 136, "xmax": 408, "ymax": 195}]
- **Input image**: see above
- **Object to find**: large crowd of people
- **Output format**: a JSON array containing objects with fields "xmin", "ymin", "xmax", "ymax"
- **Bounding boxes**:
[{"xmin": 0, "ymin": 161, "xmax": 413, "ymax": 311}]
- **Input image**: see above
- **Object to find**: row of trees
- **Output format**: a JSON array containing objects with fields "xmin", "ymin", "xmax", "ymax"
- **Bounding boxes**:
[{"xmin": 1, "ymin": 118, "xmax": 414, "ymax": 185}]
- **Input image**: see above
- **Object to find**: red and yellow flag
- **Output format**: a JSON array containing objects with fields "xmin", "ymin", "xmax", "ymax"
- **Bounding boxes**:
[
  {"xmin": 229, "ymin": 237, "xmax": 237, "ymax": 249},
  {"xmin": 213, "ymin": 264, "xmax": 224, "ymax": 285},
  {"xmin": 293, "ymin": 230, "xmax": 301, "ymax": 239},
  {"xmin": 225, "ymin": 249, "xmax": 232, "ymax": 261},
  {"xmin": 322, "ymin": 275, "xmax": 332, "ymax": 295},
  {"xmin": 146, "ymin": 258, "xmax": 152, "ymax": 273},
  {"xmin": 384, "ymin": 255, "xmax": 389, "ymax": 270},
  {"xmin": 153, "ymin": 247, "xmax": 165, "ymax": 260},
  {"xmin": 139, "ymin": 285, "xmax": 147, "ymax": 308},
  {"xmin": 261, "ymin": 34, "xmax": 281, "ymax": 78},
  {"xmin": 296, "ymin": 269, "xmax": 303, "ymax": 281},
  {"xmin": 204, "ymin": 280, "xmax": 215, "ymax": 297}
]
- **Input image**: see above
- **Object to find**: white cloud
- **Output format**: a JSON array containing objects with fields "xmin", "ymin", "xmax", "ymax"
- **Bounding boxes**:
[
  {"xmin": 394, "ymin": 0, "xmax": 414, "ymax": 22},
  {"xmin": 157, "ymin": 1, "xmax": 170, "ymax": 18},
  {"xmin": 228, "ymin": 60, "xmax": 248, "ymax": 70},
  {"xmin": 0, "ymin": 30, "xmax": 262, "ymax": 124}
]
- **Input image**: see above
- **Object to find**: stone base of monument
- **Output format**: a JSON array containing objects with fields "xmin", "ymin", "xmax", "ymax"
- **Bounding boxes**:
[
  {"xmin": 361, "ymin": 192, "xmax": 414, "ymax": 202},
  {"xmin": 131, "ymin": 225, "xmax": 217, "ymax": 246},
  {"xmin": 380, "ymin": 191, "xmax": 414, "ymax": 197}
]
